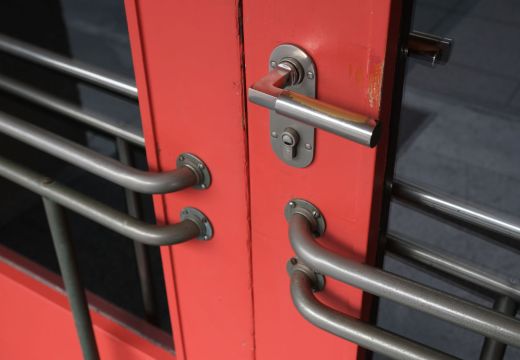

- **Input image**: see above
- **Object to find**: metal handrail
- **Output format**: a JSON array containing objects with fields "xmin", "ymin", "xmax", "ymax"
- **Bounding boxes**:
[
  {"xmin": 290, "ymin": 269, "xmax": 458, "ymax": 360},
  {"xmin": 286, "ymin": 205, "xmax": 520, "ymax": 347},
  {"xmin": 0, "ymin": 75, "xmax": 144, "ymax": 146},
  {"xmin": 0, "ymin": 111, "xmax": 209, "ymax": 194},
  {"xmin": 392, "ymin": 180, "xmax": 520, "ymax": 246},
  {"xmin": 0, "ymin": 34, "xmax": 138, "ymax": 99},
  {"xmin": 0, "ymin": 155, "xmax": 209, "ymax": 245},
  {"xmin": 386, "ymin": 234, "xmax": 520, "ymax": 302}
]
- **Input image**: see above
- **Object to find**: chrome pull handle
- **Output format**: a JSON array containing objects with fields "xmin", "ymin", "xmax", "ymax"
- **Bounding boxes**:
[
  {"xmin": 248, "ymin": 47, "xmax": 381, "ymax": 148},
  {"xmin": 405, "ymin": 31, "xmax": 453, "ymax": 66},
  {"xmin": 287, "ymin": 262, "xmax": 456, "ymax": 360},
  {"xmin": 284, "ymin": 199, "xmax": 520, "ymax": 348}
]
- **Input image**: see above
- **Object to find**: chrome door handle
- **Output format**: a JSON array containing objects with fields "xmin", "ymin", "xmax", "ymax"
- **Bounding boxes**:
[
  {"xmin": 284, "ymin": 199, "xmax": 520, "ymax": 349},
  {"xmin": 248, "ymin": 45, "xmax": 380, "ymax": 149}
]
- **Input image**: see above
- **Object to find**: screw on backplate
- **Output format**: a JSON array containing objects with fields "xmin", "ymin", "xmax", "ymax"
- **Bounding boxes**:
[
  {"xmin": 290, "ymin": 258, "xmax": 298, "ymax": 266},
  {"xmin": 270, "ymin": 61, "xmax": 277, "ymax": 68},
  {"xmin": 305, "ymin": 143, "xmax": 312, "ymax": 150},
  {"xmin": 312, "ymin": 210, "xmax": 320, "ymax": 218},
  {"xmin": 271, "ymin": 131, "xmax": 278, "ymax": 138},
  {"xmin": 203, "ymin": 235, "xmax": 209, "ymax": 240},
  {"xmin": 288, "ymin": 201, "xmax": 296, "ymax": 208},
  {"xmin": 307, "ymin": 71, "xmax": 314, "ymax": 79},
  {"xmin": 198, "ymin": 163, "xmax": 204, "ymax": 170},
  {"xmin": 178, "ymin": 155, "xmax": 185, "ymax": 161},
  {"xmin": 200, "ymin": 184, "xmax": 207, "ymax": 189}
]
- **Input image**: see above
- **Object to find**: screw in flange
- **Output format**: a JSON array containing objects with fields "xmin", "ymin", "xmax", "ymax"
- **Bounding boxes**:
[
  {"xmin": 305, "ymin": 143, "xmax": 312, "ymax": 151},
  {"xmin": 180, "ymin": 207, "xmax": 213, "ymax": 241},
  {"xmin": 286, "ymin": 257, "xmax": 325, "ymax": 292},
  {"xmin": 176, "ymin": 152, "xmax": 211, "ymax": 190},
  {"xmin": 307, "ymin": 71, "xmax": 314, "ymax": 79},
  {"xmin": 284, "ymin": 199, "xmax": 326, "ymax": 237},
  {"xmin": 271, "ymin": 131, "xmax": 278, "ymax": 138},
  {"xmin": 270, "ymin": 61, "xmax": 277, "ymax": 68}
]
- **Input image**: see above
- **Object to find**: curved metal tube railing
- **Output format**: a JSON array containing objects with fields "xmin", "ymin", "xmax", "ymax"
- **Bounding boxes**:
[
  {"xmin": 290, "ymin": 269, "xmax": 458, "ymax": 360},
  {"xmin": 286, "ymin": 204, "xmax": 520, "ymax": 348},
  {"xmin": 0, "ymin": 111, "xmax": 209, "ymax": 194},
  {"xmin": 0, "ymin": 155, "xmax": 208, "ymax": 245}
]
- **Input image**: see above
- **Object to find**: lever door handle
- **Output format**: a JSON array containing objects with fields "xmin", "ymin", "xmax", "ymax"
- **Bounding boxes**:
[{"xmin": 248, "ymin": 47, "xmax": 381, "ymax": 148}]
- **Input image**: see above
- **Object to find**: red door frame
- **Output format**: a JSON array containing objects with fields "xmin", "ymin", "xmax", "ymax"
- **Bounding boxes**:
[
  {"xmin": 0, "ymin": 245, "xmax": 174, "ymax": 360},
  {"xmin": 125, "ymin": 1, "xmax": 255, "ymax": 359}
]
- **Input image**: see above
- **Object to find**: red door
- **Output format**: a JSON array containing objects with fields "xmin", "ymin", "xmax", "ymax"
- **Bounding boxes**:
[
  {"xmin": 242, "ymin": 1, "xmax": 403, "ymax": 359},
  {"xmin": 0, "ymin": 1, "xmax": 404, "ymax": 359},
  {"xmin": 125, "ymin": 1, "xmax": 404, "ymax": 359}
]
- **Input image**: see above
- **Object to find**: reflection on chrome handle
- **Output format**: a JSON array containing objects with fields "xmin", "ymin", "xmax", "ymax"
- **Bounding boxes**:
[{"xmin": 248, "ymin": 59, "xmax": 380, "ymax": 148}]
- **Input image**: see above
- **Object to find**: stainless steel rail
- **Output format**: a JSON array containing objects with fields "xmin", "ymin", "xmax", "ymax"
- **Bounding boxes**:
[
  {"xmin": 290, "ymin": 269, "xmax": 458, "ymax": 360},
  {"xmin": 386, "ymin": 234, "xmax": 520, "ymax": 302},
  {"xmin": 0, "ymin": 34, "xmax": 138, "ymax": 99},
  {"xmin": 286, "ymin": 203, "xmax": 520, "ymax": 347},
  {"xmin": 0, "ymin": 155, "xmax": 209, "ymax": 245},
  {"xmin": 0, "ymin": 111, "xmax": 208, "ymax": 194},
  {"xmin": 43, "ymin": 199, "xmax": 100, "ymax": 360},
  {"xmin": 0, "ymin": 75, "xmax": 144, "ymax": 146},
  {"xmin": 392, "ymin": 180, "xmax": 520, "ymax": 245}
]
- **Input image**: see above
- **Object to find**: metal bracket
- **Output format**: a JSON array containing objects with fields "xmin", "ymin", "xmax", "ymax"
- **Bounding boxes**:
[
  {"xmin": 176, "ymin": 152, "xmax": 211, "ymax": 190},
  {"xmin": 287, "ymin": 257, "xmax": 325, "ymax": 292},
  {"xmin": 180, "ymin": 207, "xmax": 213, "ymax": 240},
  {"xmin": 405, "ymin": 31, "xmax": 453, "ymax": 67},
  {"xmin": 269, "ymin": 44, "xmax": 316, "ymax": 168},
  {"xmin": 285, "ymin": 198, "xmax": 326, "ymax": 237}
]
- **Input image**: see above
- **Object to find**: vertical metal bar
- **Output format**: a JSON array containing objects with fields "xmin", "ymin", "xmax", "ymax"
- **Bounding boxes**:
[
  {"xmin": 480, "ymin": 296, "xmax": 518, "ymax": 360},
  {"xmin": 115, "ymin": 137, "xmax": 157, "ymax": 323},
  {"xmin": 42, "ymin": 198, "xmax": 100, "ymax": 360}
]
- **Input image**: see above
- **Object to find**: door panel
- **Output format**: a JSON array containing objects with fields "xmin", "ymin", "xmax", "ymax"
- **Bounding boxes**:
[
  {"xmin": 243, "ymin": 1, "xmax": 402, "ymax": 358},
  {"xmin": 124, "ymin": 1, "xmax": 254, "ymax": 359}
]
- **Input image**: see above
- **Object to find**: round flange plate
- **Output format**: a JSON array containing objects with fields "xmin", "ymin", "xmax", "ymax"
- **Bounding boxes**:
[
  {"xmin": 176, "ymin": 152, "xmax": 211, "ymax": 190},
  {"xmin": 286, "ymin": 257, "xmax": 325, "ymax": 292},
  {"xmin": 284, "ymin": 198, "xmax": 325, "ymax": 237},
  {"xmin": 180, "ymin": 207, "xmax": 213, "ymax": 240}
]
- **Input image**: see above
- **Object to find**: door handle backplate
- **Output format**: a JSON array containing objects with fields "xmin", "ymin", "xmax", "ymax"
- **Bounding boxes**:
[
  {"xmin": 252, "ymin": 44, "xmax": 317, "ymax": 168},
  {"xmin": 248, "ymin": 44, "xmax": 380, "ymax": 168}
]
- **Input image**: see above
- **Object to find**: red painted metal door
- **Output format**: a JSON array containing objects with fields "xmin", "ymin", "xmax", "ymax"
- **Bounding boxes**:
[
  {"xmin": 242, "ymin": 1, "xmax": 402, "ymax": 359},
  {"xmin": 124, "ymin": 1, "xmax": 255, "ymax": 359},
  {"xmin": 124, "ymin": 1, "xmax": 403, "ymax": 359}
]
